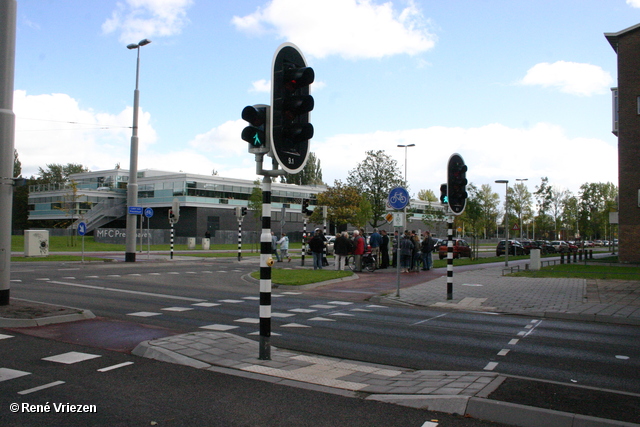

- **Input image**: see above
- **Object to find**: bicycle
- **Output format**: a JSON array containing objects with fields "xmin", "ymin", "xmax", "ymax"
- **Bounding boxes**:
[{"xmin": 347, "ymin": 252, "xmax": 377, "ymax": 272}]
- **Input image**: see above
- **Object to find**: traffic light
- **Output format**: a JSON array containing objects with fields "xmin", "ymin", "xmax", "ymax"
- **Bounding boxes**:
[
  {"xmin": 271, "ymin": 43, "xmax": 314, "ymax": 174},
  {"xmin": 447, "ymin": 153, "xmax": 468, "ymax": 215},
  {"xmin": 169, "ymin": 197, "xmax": 180, "ymax": 224},
  {"xmin": 439, "ymin": 183, "xmax": 448, "ymax": 205},
  {"xmin": 241, "ymin": 104, "xmax": 269, "ymax": 154},
  {"xmin": 301, "ymin": 198, "xmax": 311, "ymax": 216},
  {"xmin": 241, "ymin": 207, "xmax": 247, "ymax": 216}
]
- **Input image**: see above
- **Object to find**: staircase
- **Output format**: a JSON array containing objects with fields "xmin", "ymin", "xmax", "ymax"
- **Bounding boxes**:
[{"xmin": 70, "ymin": 198, "xmax": 127, "ymax": 233}]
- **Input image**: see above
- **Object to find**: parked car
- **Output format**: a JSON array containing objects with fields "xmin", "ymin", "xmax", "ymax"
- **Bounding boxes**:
[
  {"xmin": 534, "ymin": 240, "xmax": 556, "ymax": 254},
  {"xmin": 438, "ymin": 239, "xmax": 471, "ymax": 259},
  {"xmin": 550, "ymin": 240, "xmax": 576, "ymax": 253},
  {"xmin": 432, "ymin": 238, "xmax": 445, "ymax": 253},
  {"xmin": 496, "ymin": 240, "xmax": 528, "ymax": 256},
  {"xmin": 521, "ymin": 240, "xmax": 540, "ymax": 252}
]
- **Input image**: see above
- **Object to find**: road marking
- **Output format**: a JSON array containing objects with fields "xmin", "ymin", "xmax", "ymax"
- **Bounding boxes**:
[
  {"xmin": 328, "ymin": 301, "xmax": 353, "ymax": 305},
  {"xmin": 192, "ymin": 302, "xmax": 220, "ymax": 307},
  {"xmin": 616, "ymin": 355, "xmax": 630, "ymax": 360},
  {"xmin": 18, "ymin": 381, "xmax": 65, "ymax": 395},
  {"xmin": 235, "ymin": 318, "xmax": 259, "ymax": 324},
  {"xmin": 62, "ymin": 277, "xmax": 76, "ymax": 280},
  {"xmin": 243, "ymin": 296, "xmax": 260, "ymax": 300},
  {"xmin": 47, "ymin": 281, "xmax": 206, "ymax": 303},
  {"xmin": 497, "ymin": 349, "xmax": 510, "ymax": 356},
  {"xmin": 127, "ymin": 312, "xmax": 162, "ymax": 317},
  {"xmin": 310, "ymin": 304, "xmax": 337, "ymax": 309},
  {"xmin": 0, "ymin": 368, "xmax": 30, "ymax": 382},
  {"xmin": 281, "ymin": 323, "xmax": 310, "ymax": 328},
  {"xmin": 200, "ymin": 324, "xmax": 238, "ymax": 331},
  {"xmin": 98, "ymin": 362, "xmax": 134, "ymax": 372},
  {"xmin": 508, "ymin": 339, "xmax": 519, "ymax": 345},
  {"xmin": 309, "ymin": 317, "xmax": 335, "ymax": 322},
  {"xmin": 43, "ymin": 351, "xmax": 101, "ymax": 364},
  {"xmin": 0, "ymin": 334, "xmax": 14, "ymax": 340},
  {"xmin": 412, "ymin": 313, "xmax": 448, "ymax": 326},
  {"xmin": 161, "ymin": 307, "xmax": 194, "ymax": 312},
  {"xmin": 330, "ymin": 313, "xmax": 355, "ymax": 317},
  {"xmin": 421, "ymin": 422, "xmax": 439, "ymax": 427},
  {"xmin": 219, "ymin": 299, "xmax": 244, "ymax": 304},
  {"xmin": 484, "ymin": 362, "xmax": 499, "ymax": 371},
  {"xmin": 272, "ymin": 312, "xmax": 296, "ymax": 318},
  {"xmin": 289, "ymin": 308, "xmax": 317, "ymax": 313}
]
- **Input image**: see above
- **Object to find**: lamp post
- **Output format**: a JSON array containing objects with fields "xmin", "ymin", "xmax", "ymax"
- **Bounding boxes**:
[
  {"xmin": 496, "ymin": 180, "xmax": 509, "ymax": 266},
  {"xmin": 515, "ymin": 178, "xmax": 528, "ymax": 239},
  {"xmin": 397, "ymin": 144, "xmax": 415, "ymax": 183},
  {"xmin": 125, "ymin": 38, "xmax": 151, "ymax": 263}
]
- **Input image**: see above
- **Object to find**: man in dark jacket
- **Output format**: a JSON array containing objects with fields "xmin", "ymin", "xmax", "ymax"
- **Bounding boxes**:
[
  {"xmin": 333, "ymin": 231, "xmax": 350, "ymax": 270},
  {"xmin": 380, "ymin": 230, "xmax": 390, "ymax": 269},
  {"xmin": 309, "ymin": 229, "xmax": 325, "ymax": 270}
]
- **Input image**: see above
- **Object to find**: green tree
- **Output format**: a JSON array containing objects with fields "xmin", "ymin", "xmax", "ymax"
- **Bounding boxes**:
[
  {"xmin": 534, "ymin": 177, "xmax": 554, "ymax": 239},
  {"xmin": 417, "ymin": 189, "xmax": 437, "ymax": 202},
  {"xmin": 578, "ymin": 182, "xmax": 617, "ymax": 239},
  {"xmin": 311, "ymin": 180, "xmax": 361, "ymax": 229},
  {"xmin": 12, "ymin": 150, "xmax": 30, "ymax": 231},
  {"xmin": 346, "ymin": 150, "xmax": 404, "ymax": 228},
  {"xmin": 280, "ymin": 152, "xmax": 323, "ymax": 185},
  {"xmin": 459, "ymin": 183, "xmax": 484, "ymax": 258},
  {"xmin": 509, "ymin": 182, "xmax": 533, "ymax": 239},
  {"xmin": 476, "ymin": 184, "xmax": 500, "ymax": 239},
  {"xmin": 37, "ymin": 163, "xmax": 89, "ymax": 185},
  {"xmin": 248, "ymin": 179, "xmax": 263, "ymax": 252}
]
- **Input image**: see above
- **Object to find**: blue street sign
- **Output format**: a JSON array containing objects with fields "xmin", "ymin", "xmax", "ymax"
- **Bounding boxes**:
[
  {"xmin": 388, "ymin": 187, "xmax": 410, "ymax": 210},
  {"xmin": 144, "ymin": 207, "xmax": 154, "ymax": 218},
  {"xmin": 128, "ymin": 206, "xmax": 143, "ymax": 215},
  {"xmin": 77, "ymin": 222, "xmax": 87, "ymax": 236}
]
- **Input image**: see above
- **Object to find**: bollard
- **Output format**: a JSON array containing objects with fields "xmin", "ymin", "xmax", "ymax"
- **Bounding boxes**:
[
  {"xmin": 589, "ymin": 249, "xmax": 593, "ymax": 259},
  {"xmin": 560, "ymin": 252, "xmax": 564, "ymax": 264},
  {"xmin": 578, "ymin": 250, "xmax": 582, "ymax": 261},
  {"xmin": 567, "ymin": 251, "xmax": 571, "ymax": 264},
  {"xmin": 573, "ymin": 251, "xmax": 577, "ymax": 262}
]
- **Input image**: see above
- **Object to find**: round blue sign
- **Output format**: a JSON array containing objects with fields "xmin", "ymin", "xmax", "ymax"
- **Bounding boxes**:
[
  {"xmin": 388, "ymin": 187, "xmax": 410, "ymax": 210},
  {"xmin": 77, "ymin": 222, "xmax": 87, "ymax": 236},
  {"xmin": 144, "ymin": 207, "xmax": 154, "ymax": 218}
]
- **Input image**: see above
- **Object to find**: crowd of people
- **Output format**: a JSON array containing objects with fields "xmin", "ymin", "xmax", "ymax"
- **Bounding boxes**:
[{"xmin": 270, "ymin": 227, "xmax": 436, "ymax": 273}]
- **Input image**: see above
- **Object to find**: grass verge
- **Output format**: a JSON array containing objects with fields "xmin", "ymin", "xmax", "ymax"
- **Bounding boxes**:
[
  {"xmin": 250, "ymin": 268, "xmax": 353, "ymax": 286},
  {"xmin": 511, "ymin": 263, "xmax": 640, "ymax": 280}
]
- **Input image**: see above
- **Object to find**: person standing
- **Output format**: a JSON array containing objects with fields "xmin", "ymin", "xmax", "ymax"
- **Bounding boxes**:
[
  {"xmin": 400, "ymin": 230, "xmax": 414, "ymax": 273},
  {"xmin": 369, "ymin": 228, "xmax": 382, "ymax": 268},
  {"xmin": 309, "ymin": 228, "xmax": 325, "ymax": 270},
  {"xmin": 278, "ymin": 232, "xmax": 291, "ymax": 263},
  {"xmin": 333, "ymin": 231, "xmax": 350, "ymax": 271},
  {"xmin": 411, "ymin": 230, "xmax": 420, "ymax": 272},
  {"xmin": 353, "ymin": 230, "xmax": 365, "ymax": 272},
  {"xmin": 271, "ymin": 231, "xmax": 281, "ymax": 262},
  {"xmin": 380, "ymin": 229, "xmax": 390, "ymax": 269},
  {"xmin": 421, "ymin": 231, "xmax": 434, "ymax": 271},
  {"xmin": 391, "ymin": 230, "xmax": 399, "ymax": 268}
]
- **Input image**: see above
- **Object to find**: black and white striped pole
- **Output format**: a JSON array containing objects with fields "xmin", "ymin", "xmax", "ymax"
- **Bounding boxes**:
[
  {"xmin": 259, "ymin": 175, "xmax": 273, "ymax": 360},
  {"xmin": 447, "ymin": 215, "xmax": 454, "ymax": 300}
]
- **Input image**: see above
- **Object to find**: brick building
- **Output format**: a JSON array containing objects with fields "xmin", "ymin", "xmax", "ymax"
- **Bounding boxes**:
[{"xmin": 605, "ymin": 24, "xmax": 640, "ymax": 263}]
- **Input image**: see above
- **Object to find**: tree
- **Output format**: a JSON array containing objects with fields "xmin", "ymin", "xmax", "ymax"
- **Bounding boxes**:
[
  {"xmin": 248, "ymin": 179, "xmax": 263, "ymax": 252},
  {"xmin": 346, "ymin": 150, "xmax": 404, "ymax": 228},
  {"xmin": 38, "ymin": 163, "xmax": 89, "ymax": 185},
  {"xmin": 280, "ymin": 152, "xmax": 323, "ymax": 186},
  {"xmin": 417, "ymin": 189, "xmax": 437, "ymax": 202},
  {"xmin": 459, "ymin": 183, "xmax": 484, "ymax": 258},
  {"xmin": 311, "ymin": 180, "xmax": 361, "ymax": 229},
  {"xmin": 476, "ymin": 184, "xmax": 500, "ymax": 239},
  {"xmin": 12, "ymin": 150, "xmax": 29, "ymax": 231},
  {"xmin": 579, "ymin": 182, "xmax": 617, "ymax": 239},
  {"xmin": 509, "ymin": 182, "xmax": 533, "ymax": 239},
  {"xmin": 534, "ymin": 177, "xmax": 555, "ymax": 239}
]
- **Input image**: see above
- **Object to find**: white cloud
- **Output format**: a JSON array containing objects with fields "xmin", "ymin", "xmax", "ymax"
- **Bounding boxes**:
[
  {"xmin": 232, "ymin": 0, "xmax": 436, "ymax": 60},
  {"xmin": 627, "ymin": 0, "xmax": 640, "ymax": 8},
  {"xmin": 14, "ymin": 90, "xmax": 156, "ymax": 177},
  {"xmin": 314, "ymin": 122, "xmax": 617, "ymax": 196},
  {"xmin": 520, "ymin": 61, "xmax": 613, "ymax": 96},
  {"xmin": 250, "ymin": 79, "xmax": 271, "ymax": 93},
  {"xmin": 102, "ymin": 0, "xmax": 193, "ymax": 43}
]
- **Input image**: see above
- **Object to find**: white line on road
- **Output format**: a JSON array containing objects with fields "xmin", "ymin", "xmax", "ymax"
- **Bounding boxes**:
[
  {"xmin": 47, "ymin": 281, "xmax": 207, "ymax": 303},
  {"xmin": 18, "ymin": 381, "xmax": 65, "ymax": 395},
  {"xmin": 98, "ymin": 362, "xmax": 134, "ymax": 372},
  {"xmin": 484, "ymin": 362, "xmax": 499, "ymax": 371}
]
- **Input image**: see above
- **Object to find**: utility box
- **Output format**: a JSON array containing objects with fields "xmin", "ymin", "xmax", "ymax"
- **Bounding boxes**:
[
  {"xmin": 529, "ymin": 249, "xmax": 541, "ymax": 271},
  {"xmin": 187, "ymin": 237, "xmax": 196, "ymax": 249},
  {"xmin": 24, "ymin": 230, "xmax": 49, "ymax": 257},
  {"xmin": 202, "ymin": 238, "xmax": 210, "ymax": 250}
]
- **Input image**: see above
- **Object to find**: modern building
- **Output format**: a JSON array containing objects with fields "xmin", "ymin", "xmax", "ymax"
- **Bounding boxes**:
[{"xmin": 605, "ymin": 24, "xmax": 640, "ymax": 263}]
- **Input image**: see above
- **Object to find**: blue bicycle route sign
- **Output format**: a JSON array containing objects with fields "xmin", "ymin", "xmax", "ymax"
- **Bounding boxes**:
[{"xmin": 388, "ymin": 187, "xmax": 409, "ymax": 210}]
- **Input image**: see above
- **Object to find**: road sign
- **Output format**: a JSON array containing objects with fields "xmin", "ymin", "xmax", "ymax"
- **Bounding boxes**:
[
  {"xmin": 388, "ymin": 187, "xmax": 410, "ymax": 210},
  {"xmin": 128, "ymin": 206, "xmax": 143, "ymax": 215},
  {"xmin": 144, "ymin": 207, "xmax": 154, "ymax": 218},
  {"xmin": 511, "ymin": 223, "xmax": 520, "ymax": 231},
  {"xmin": 77, "ymin": 222, "xmax": 87, "ymax": 236}
]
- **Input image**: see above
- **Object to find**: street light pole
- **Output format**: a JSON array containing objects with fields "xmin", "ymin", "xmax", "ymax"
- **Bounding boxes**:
[
  {"xmin": 125, "ymin": 38, "xmax": 151, "ymax": 263},
  {"xmin": 397, "ymin": 144, "xmax": 415, "ymax": 183},
  {"xmin": 496, "ymin": 180, "xmax": 509, "ymax": 266}
]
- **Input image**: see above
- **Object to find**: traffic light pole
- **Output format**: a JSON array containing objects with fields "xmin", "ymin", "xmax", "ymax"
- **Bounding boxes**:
[
  {"xmin": 447, "ymin": 214, "xmax": 454, "ymax": 300},
  {"xmin": 237, "ymin": 217, "xmax": 243, "ymax": 262},
  {"xmin": 255, "ymin": 154, "xmax": 285, "ymax": 361}
]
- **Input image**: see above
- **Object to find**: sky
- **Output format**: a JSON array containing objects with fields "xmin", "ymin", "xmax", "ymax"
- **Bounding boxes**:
[{"xmin": 10, "ymin": 0, "xmax": 639, "ymax": 199}]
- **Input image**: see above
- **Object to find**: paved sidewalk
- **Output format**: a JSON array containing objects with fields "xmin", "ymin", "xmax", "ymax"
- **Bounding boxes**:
[
  {"xmin": 132, "ymin": 330, "xmax": 639, "ymax": 427},
  {"xmin": 379, "ymin": 265, "xmax": 640, "ymax": 325}
]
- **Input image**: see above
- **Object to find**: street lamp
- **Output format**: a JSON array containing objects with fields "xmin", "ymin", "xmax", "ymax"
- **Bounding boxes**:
[
  {"xmin": 515, "ymin": 178, "xmax": 528, "ymax": 239},
  {"xmin": 125, "ymin": 38, "xmax": 151, "ymax": 263},
  {"xmin": 397, "ymin": 144, "xmax": 415, "ymax": 183},
  {"xmin": 496, "ymin": 179, "xmax": 509, "ymax": 266}
]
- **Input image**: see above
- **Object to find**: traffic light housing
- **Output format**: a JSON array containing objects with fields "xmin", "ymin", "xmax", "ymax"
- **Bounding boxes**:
[
  {"xmin": 271, "ymin": 43, "xmax": 314, "ymax": 174},
  {"xmin": 439, "ymin": 183, "xmax": 448, "ymax": 205},
  {"xmin": 447, "ymin": 153, "xmax": 468, "ymax": 215},
  {"xmin": 301, "ymin": 198, "xmax": 311, "ymax": 216},
  {"xmin": 241, "ymin": 104, "xmax": 269, "ymax": 154},
  {"xmin": 241, "ymin": 207, "xmax": 247, "ymax": 216},
  {"xmin": 169, "ymin": 197, "xmax": 180, "ymax": 224}
]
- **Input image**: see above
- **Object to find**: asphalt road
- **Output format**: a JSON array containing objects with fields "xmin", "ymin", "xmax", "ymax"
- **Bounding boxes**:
[{"xmin": 7, "ymin": 258, "xmax": 639, "ymax": 396}]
